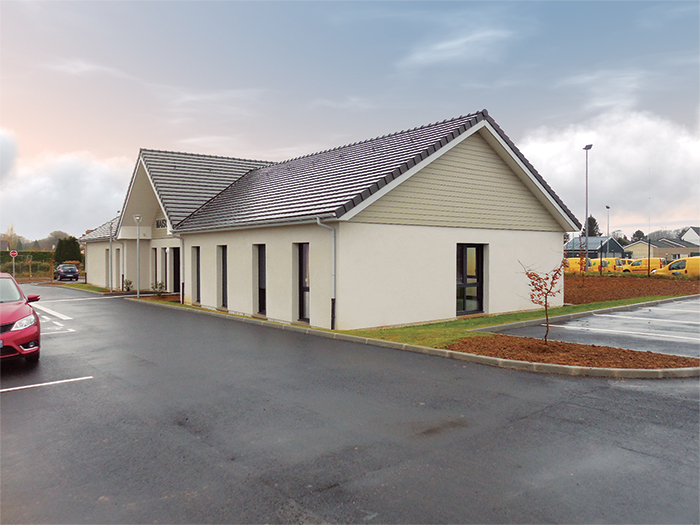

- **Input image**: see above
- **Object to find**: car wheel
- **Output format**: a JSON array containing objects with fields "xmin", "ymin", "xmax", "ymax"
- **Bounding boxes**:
[{"xmin": 25, "ymin": 351, "xmax": 40, "ymax": 364}]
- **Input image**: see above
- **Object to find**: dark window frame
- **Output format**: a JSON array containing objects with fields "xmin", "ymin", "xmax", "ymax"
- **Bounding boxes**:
[
  {"xmin": 456, "ymin": 244, "xmax": 484, "ymax": 315},
  {"xmin": 298, "ymin": 243, "xmax": 310, "ymax": 323}
]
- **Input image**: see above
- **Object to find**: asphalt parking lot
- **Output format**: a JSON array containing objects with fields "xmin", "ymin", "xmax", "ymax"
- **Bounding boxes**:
[
  {"xmin": 2, "ymin": 284, "xmax": 698, "ymax": 524},
  {"xmin": 491, "ymin": 297, "xmax": 700, "ymax": 359}
]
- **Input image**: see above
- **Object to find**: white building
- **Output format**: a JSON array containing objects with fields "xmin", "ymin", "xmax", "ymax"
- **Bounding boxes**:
[{"xmin": 81, "ymin": 110, "xmax": 580, "ymax": 330}]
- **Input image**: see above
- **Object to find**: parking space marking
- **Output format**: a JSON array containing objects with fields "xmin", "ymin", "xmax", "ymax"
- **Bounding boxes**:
[
  {"xmin": 40, "ymin": 296, "xmax": 124, "ymax": 303},
  {"xmin": 0, "ymin": 376, "xmax": 93, "ymax": 393},
  {"xmin": 593, "ymin": 314, "xmax": 700, "ymax": 325},
  {"xmin": 549, "ymin": 324, "xmax": 700, "ymax": 342},
  {"xmin": 32, "ymin": 304, "xmax": 73, "ymax": 320}
]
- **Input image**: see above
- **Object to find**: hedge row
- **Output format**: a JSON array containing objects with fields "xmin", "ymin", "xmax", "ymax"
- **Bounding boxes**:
[{"xmin": 0, "ymin": 250, "xmax": 55, "ymax": 264}]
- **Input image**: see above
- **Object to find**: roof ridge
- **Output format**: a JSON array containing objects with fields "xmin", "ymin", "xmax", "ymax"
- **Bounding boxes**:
[
  {"xmin": 275, "ymin": 111, "xmax": 484, "ymax": 166},
  {"xmin": 139, "ymin": 148, "xmax": 271, "ymax": 165}
]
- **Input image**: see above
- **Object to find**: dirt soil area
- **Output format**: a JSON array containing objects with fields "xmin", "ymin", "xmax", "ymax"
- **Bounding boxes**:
[
  {"xmin": 447, "ymin": 274, "xmax": 700, "ymax": 370},
  {"xmin": 564, "ymin": 274, "xmax": 700, "ymax": 304}
]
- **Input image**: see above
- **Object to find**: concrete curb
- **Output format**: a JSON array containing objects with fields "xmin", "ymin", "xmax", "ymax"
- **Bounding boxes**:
[{"xmin": 129, "ymin": 297, "xmax": 700, "ymax": 379}]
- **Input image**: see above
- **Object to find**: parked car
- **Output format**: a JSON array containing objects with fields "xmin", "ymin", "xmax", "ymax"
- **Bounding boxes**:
[
  {"xmin": 626, "ymin": 257, "xmax": 666, "ymax": 274},
  {"xmin": 0, "ymin": 272, "xmax": 40, "ymax": 363},
  {"xmin": 652, "ymin": 257, "xmax": 700, "ymax": 276},
  {"xmin": 565, "ymin": 257, "xmax": 592, "ymax": 273},
  {"xmin": 590, "ymin": 258, "xmax": 616, "ymax": 273},
  {"xmin": 54, "ymin": 263, "xmax": 79, "ymax": 281},
  {"xmin": 614, "ymin": 258, "xmax": 633, "ymax": 272}
]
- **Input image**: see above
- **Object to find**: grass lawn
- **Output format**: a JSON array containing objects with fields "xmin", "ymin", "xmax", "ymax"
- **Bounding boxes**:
[{"xmin": 56, "ymin": 282, "xmax": 111, "ymax": 293}]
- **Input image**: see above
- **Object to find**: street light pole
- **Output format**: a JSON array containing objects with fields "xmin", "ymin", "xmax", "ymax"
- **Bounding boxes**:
[
  {"xmin": 583, "ymin": 144, "xmax": 593, "ymax": 261},
  {"xmin": 133, "ymin": 214, "xmax": 142, "ymax": 298},
  {"xmin": 605, "ymin": 205, "xmax": 610, "ymax": 237}
]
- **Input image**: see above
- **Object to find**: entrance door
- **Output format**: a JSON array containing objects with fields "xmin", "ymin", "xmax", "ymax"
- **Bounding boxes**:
[{"xmin": 457, "ymin": 244, "xmax": 483, "ymax": 315}]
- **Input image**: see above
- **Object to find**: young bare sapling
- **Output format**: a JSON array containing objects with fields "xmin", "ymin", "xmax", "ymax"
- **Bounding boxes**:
[{"xmin": 523, "ymin": 259, "xmax": 566, "ymax": 343}]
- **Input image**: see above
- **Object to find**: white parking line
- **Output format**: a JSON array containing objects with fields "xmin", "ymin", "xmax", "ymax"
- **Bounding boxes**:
[
  {"xmin": 32, "ymin": 304, "xmax": 73, "ymax": 320},
  {"xmin": 40, "ymin": 296, "xmax": 124, "ymax": 303},
  {"xmin": 42, "ymin": 329, "xmax": 76, "ymax": 335},
  {"xmin": 654, "ymin": 308, "xmax": 700, "ymax": 313},
  {"xmin": 593, "ymin": 314, "xmax": 700, "ymax": 325},
  {"xmin": 549, "ymin": 324, "xmax": 700, "ymax": 342},
  {"xmin": 0, "ymin": 376, "xmax": 93, "ymax": 393}
]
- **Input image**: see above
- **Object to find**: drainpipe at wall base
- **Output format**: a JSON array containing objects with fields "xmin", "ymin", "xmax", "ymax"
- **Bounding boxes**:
[{"xmin": 315, "ymin": 217, "xmax": 337, "ymax": 330}]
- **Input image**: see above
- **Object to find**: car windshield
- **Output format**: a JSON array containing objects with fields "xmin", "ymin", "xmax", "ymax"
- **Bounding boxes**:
[
  {"xmin": 60, "ymin": 265, "xmax": 77, "ymax": 270},
  {"xmin": 0, "ymin": 278, "xmax": 23, "ymax": 303}
]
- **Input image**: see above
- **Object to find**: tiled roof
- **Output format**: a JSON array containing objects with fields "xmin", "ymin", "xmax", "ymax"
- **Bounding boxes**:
[
  {"xmin": 139, "ymin": 149, "xmax": 272, "ymax": 226},
  {"xmin": 176, "ymin": 110, "xmax": 580, "ymax": 232},
  {"xmin": 79, "ymin": 217, "xmax": 119, "ymax": 242},
  {"xmin": 564, "ymin": 236, "xmax": 621, "ymax": 250}
]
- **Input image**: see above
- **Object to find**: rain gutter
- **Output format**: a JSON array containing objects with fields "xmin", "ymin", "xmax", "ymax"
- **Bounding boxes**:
[{"xmin": 316, "ymin": 217, "xmax": 337, "ymax": 330}]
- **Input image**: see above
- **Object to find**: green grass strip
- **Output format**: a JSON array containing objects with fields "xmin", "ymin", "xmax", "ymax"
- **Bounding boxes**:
[
  {"xmin": 58, "ymin": 282, "xmax": 111, "ymax": 293},
  {"xmin": 338, "ymin": 295, "xmax": 686, "ymax": 348}
]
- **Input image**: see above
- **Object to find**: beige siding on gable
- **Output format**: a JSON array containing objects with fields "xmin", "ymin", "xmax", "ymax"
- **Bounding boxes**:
[
  {"xmin": 351, "ymin": 132, "xmax": 563, "ymax": 231},
  {"xmin": 152, "ymin": 209, "xmax": 170, "ymax": 239}
]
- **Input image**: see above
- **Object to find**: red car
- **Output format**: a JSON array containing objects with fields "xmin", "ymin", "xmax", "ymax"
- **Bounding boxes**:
[{"xmin": 0, "ymin": 272, "xmax": 40, "ymax": 364}]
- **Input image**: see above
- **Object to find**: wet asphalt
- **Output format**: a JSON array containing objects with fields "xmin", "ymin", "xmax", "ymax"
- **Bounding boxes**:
[
  {"xmin": 1, "ymin": 283, "xmax": 698, "ymax": 524},
  {"xmin": 492, "ymin": 297, "xmax": 700, "ymax": 359}
]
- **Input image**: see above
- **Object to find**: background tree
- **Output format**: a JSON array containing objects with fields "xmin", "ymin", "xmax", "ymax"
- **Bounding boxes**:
[
  {"xmin": 632, "ymin": 230, "xmax": 645, "ymax": 242},
  {"xmin": 611, "ymin": 230, "xmax": 629, "ymax": 246},
  {"xmin": 3, "ymin": 222, "xmax": 19, "ymax": 249},
  {"xmin": 54, "ymin": 236, "xmax": 82, "ymax": 265},
  {"xmin": 585, "ymin": 216, "xmax": 601, "ymax": 237}
]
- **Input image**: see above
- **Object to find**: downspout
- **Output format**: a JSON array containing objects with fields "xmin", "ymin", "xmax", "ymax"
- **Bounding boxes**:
[{"xmin": 316, "ymin": 217, "xmax": 336, "ymax": 330}]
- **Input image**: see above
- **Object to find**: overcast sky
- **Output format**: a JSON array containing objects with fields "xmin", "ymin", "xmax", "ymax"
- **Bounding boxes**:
[{"xmin": 1, "ymin": 0, "xmax": 698, "ymax": 241}]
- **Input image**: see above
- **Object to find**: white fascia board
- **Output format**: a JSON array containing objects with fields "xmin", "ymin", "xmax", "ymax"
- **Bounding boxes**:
[
  {"xmin": 338, "ymin": 121, "xmax": 489, "ymax": 221},
  {"xmin": 477, "ymin": 122, "xmax": 579, "ymax": 231}
]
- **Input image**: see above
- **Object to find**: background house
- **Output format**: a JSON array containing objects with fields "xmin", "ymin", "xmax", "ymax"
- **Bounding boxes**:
[
  {"xmin": 563, "ymin": 236, "xmax": 625, "ymax": 259},
  {"xmin": 624, "ymin": 238, "xmax": 699, "ymax": 261}
]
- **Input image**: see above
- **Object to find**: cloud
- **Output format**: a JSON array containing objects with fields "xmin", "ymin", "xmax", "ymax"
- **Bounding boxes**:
[
  {"xmin": 519, "ymin": 110, "xmax": 700, "ymax": 235},
  {"xmin": 45, "ymin": 58, "xmax": 133, "ymax": 79},
  {"xmin": 0, "ymin": 129, "xmax": 18, "ymax": 182},
  {"xmin": 0, "ymin": 152, "xmax": 133, "ymax": 240},
  {"xmin": 308, "ymin": 96, "xmax": 376, "ymax": 111},
  {"xmin": 556, "ymin": 69, "xmax": 647, "ymax": 112},
  {"xmin": 399, "ymin": 28, "xmax": 513, "ymax": 68}
]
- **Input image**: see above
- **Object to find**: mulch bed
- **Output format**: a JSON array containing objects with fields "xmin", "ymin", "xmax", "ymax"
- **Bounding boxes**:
[{"xmin": 445, "ymin": 334, "xmax": 700, "ymax": 369}]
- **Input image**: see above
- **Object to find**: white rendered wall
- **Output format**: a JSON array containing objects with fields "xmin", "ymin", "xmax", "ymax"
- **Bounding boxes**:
[
  {"xmin": 182, "ymin": 224, "xmax": 334, "ymax": 328},
  {"xmin": 335, "ymin": 222, "xmax": 565, "ymax": 330}
]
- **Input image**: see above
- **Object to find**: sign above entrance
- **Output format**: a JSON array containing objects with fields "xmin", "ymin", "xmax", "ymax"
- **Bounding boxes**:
[{"xmin": 155, "ymin": 219, "xmax": 168, "ymax": 229}]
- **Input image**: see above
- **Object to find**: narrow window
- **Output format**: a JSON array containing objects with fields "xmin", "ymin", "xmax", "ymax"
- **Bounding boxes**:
[
  {"xmin": 192, "ymin": 246, "xmax": 201, "ymax": 304},
  {"xmin": 256, "ymin": 244, "xmax": 266, "ymax": 315},
  {"xmin": 161, "ymin": 248, "xmax": 168, "ymax": 289},
  {"xmin": 105, "ymin": 248, "xmax": 110, "ymax": 285},
  {"xmin": 217, "ymin": 245, "xmax": 227, "ymax": 309},
  {"xmin": 298, "ymin": 243, "xmax": 310, "ymax": 322},
  {"xmin": 172, "ymin": 247, "xmax": 181, "ymax": 294},
  {"xmin": 152, "ymin": 248, "xmax": 158, "ymax": 287},
  {"xmin": 456, "ymin": 244, "xmax": 484, "ymax": 315}
]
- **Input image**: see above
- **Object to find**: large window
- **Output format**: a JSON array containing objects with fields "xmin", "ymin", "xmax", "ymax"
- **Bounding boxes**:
[
  {"xmin": 457, "ymin": 244, "xmax": 484, "ymax": 315},
  {"xmin": 297, "ymin": 243, "xmax": 310, "ymax": 322}
]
